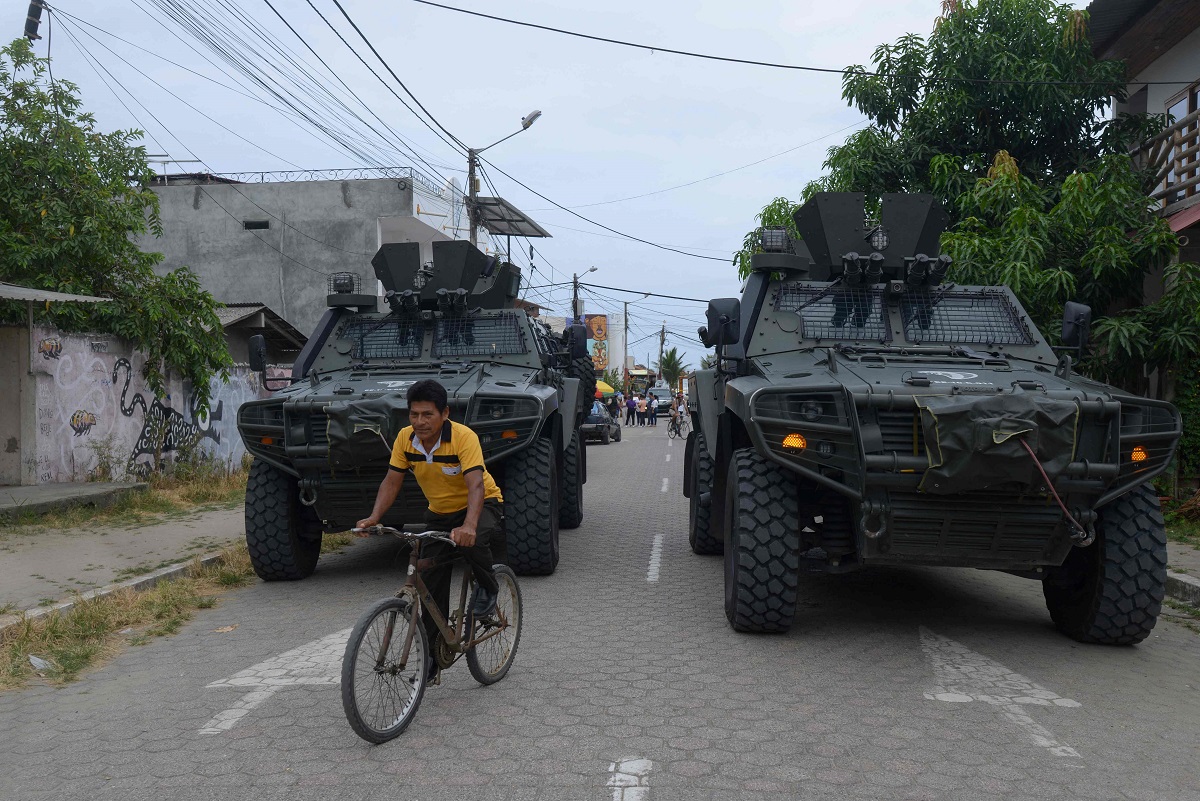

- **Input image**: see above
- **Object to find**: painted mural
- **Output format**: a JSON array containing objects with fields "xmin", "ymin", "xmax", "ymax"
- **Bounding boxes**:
[
  {"xmin": 30, "ymin": 326, "xmax": 282, "ymax": 482},
  {"xmin": 585, "ymin": 314, "xmax": 609, "ymax": 371}
]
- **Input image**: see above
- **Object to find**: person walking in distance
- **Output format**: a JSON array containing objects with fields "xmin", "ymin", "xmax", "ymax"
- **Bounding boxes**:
[
  {"xmin": 625, "ymin": 394, "xmax": 637, "ymax": 426},
  {"xmin": 648, "ymin": 394, "xmax": 659, "ymax": 427},
  {"xmin": 636, "ymin": 394, "xmax": 647, "ymax": 426}
]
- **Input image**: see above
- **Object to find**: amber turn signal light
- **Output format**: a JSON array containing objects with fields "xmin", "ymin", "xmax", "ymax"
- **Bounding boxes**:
[
  {"xmin": 1130, "ymin": 445, "xmax": 1148, "ymax": 463},
  {"xmin": 782, "ymin": 432, "xmax": 807, "ymax": 450},
  {"xmin": 260, "ymin": 436, "xmax": 274, "ymax": 446}
]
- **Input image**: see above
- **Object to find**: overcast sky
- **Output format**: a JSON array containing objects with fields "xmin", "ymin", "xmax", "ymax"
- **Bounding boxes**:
[{"xmin": 13, "ymin": 0, "xmax": 1087, "ymax": 369}]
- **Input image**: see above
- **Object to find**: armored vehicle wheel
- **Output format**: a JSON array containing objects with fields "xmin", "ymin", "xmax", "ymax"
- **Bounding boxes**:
[
  {"xmin": 560, "ymin": 429, "xmax": 585, "ymax": 529},
  {"xmin": 1042, "ymin": 483, "xmax": 1167, "ymax": 645},
  {"xmin": 244, "ymin": 459, "xmax": 323, "ymax": 581},
  {"xmin": 505, "ymin": 437, "xmax": 561, "ymax": 575},
  {"xmin": 723, "ymin": 448, "xmax": 800, "ymax": 633},
  {"xmin": 568, "ymin": 356, "xmax": 597, "ymax": 427},
  {"xmin": 688, "ymin": 430, "xmax": 721, "ymax": 555}
]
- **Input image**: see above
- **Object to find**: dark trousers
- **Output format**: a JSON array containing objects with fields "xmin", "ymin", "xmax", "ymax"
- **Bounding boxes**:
[
  {"xmin": 420, "ymin": 499, "xmax": 502, "ymax": 646},
  {"xmin": 649, "ymin": 408, "xmax": 657, "ymax": 425},
  {"xmin": 625, "ymin": 408, "xmax": 635, "ymax": 425}
]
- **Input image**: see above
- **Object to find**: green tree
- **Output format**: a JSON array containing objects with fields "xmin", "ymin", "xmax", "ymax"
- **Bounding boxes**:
[
  {"xmin": 733, "ymin": 0, "xmax": 1163, "ymax": 279},
  {"xmin": 601, "ymin": 368, "xmax": 622, "ymax": 391},
  {"xmin": 0, "ymin": 39, "xmax": 230, "ymax": 412},
  {"xmin": 655, "ymin": 347, "xmax": 689, "ymax": 389},
  {"xmin": 936, "ymin": 150, "xmax": 1199, "ymax": 392}
]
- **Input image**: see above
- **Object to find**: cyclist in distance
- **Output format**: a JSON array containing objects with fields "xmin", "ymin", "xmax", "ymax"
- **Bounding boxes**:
[
  {"xmin": 356, "ymin": 379, "xmax": 503, "ymax": 672},
  {"xmin": 670, "ymin": 392, "xmax": 686, "ymax": 428}
]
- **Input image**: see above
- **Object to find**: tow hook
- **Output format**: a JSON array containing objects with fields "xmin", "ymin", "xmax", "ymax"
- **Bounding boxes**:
[
  {"xmin": 298, "ymin": 479, "xmax": 319, "ymax": 507},
  {"xmin": 1069, "ymin": 509, "xmax": 1097, "ymax": 547},
  {"xmin": 861, "ymin": 502, "xmax": 887, "ymax": 539}
]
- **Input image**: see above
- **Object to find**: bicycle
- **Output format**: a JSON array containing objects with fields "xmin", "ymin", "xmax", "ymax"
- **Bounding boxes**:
[
  {"xmin": 667, "ymin": 413, "xmax": 689, "ymax": 439},
  {"xmin": 341, "ymin": 526, "xmax": 522, "ymax": 743}
]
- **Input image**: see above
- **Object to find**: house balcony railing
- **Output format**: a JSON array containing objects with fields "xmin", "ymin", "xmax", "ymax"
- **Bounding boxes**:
[{"xmin": 1133, "ymin": 107, "xmax": 1200, "ymax": 216}]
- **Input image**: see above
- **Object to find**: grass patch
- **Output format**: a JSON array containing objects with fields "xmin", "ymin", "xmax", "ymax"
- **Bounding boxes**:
[
  {"xmin": 0, "ymin": 543, "xmax": 255, "ymax": 690},
  {"xmin": 1165, "ymin": 514, "xmax": 1200, "ymax": 550},
  {"xmin": 321, "ymin": 532, "xmax": 355, "ymax": 554},
  {"xmin": 0, "ymin": 462, "xmax": 249, "ymax": 537},
  {"xmin": 1164, "ymin": 598, "xmax": 1200, "ymax": 635}
]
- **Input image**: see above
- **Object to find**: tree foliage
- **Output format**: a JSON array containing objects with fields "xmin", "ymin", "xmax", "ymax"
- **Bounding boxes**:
[
  {"xmin": 936, "ymin": 151, "xmax": 1199, "ymax": 390},
  {"xmin": 0, "ymin": 39, "xmax": 230, "ymax": 412},
  {"xmin": 655, "ymin": 346, "xmax": 689, "ymax": 389}
]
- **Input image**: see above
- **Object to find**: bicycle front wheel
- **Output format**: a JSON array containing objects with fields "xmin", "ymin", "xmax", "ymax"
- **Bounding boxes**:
[
  {"xmin": 341, "ymin": 596, "xmax": 429, "ymax": 743},
  {"xmin": 466, "ymin": 565, "xmax": 523, "ymax": 685},
  {"xmin": 668, "ymin": 422, "xmax": 680, "ymax": 439}
]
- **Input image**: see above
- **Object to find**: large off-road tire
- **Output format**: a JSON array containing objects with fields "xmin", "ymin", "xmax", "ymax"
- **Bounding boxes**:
[
  {"xmin": 245, "ymin": 459, "xmax": 323, "ymax": 581},
  {"xmin": 568, "ymin": 356, "xmax": 597, "ymax": 427},
  {"xmin": 723, "ymin": 448, "xmax": 800, "ymax": 633},
  {"xmin": 504, "ymin": 437, "xmax": 560, "ymax": 575},
  {"xmin": 560, "ymin": 429, "xmax": 585, "ymax": 529},
  {"xmin": 1042, "ymin": 483, "xmax": 1167, "ymax": 645},
  {"xmin": 688, "ymin": 430, "xmax": 721, "ymax": 555}
]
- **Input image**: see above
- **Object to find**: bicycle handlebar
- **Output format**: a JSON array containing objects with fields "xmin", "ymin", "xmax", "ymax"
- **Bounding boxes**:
[{"xmin": 351, "ymin": 526, "xmax": 458, "ymax": 546}]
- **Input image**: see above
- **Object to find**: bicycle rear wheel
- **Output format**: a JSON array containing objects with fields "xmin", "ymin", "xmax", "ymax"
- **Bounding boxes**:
[
  {"xmin": 466, "ymin": 565, "xmax": 523, "ymax": 685},
  {"xmin": 668, "ymin": 421, "xmax": 680, "ymax": 439},
  {"xmin": 341, "ymin": 596, "xmax": 429, "ymax": 743}
]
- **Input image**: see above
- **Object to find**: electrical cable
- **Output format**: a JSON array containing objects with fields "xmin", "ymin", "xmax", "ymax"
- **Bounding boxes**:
[
  {"xmin": 409, "ymin": 0, "xmax": 1197, "ymax": 87},
  {"xmin": 480, "ymin": 156, "xmax": 730, "ymax": 262},
  {"xmin": 58, "ymin": 20, "xmax": 331, "ymax": 277},
  {"xmin": 581, "ymin": 282, "xmax": 709, "ymax": 303},
  {"xmin": 327, "ymin": 0, "xmax": 468, "ymax": 153},
  {"xmin": 528, "ymin": 120, "xmax": 867, "ymax": 210}
]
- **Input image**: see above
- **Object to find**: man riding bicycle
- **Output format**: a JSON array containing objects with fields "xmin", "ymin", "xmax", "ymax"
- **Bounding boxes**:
[
  {"xmin": 670, "ymin": 392, "xmax": 686, "ymax": 427},
  {"xmin": 356, "ymin": 379, "xmax": 502, "ymax": 674}
]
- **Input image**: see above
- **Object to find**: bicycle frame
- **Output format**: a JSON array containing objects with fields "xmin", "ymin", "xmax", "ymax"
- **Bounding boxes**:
[{"xmin": 383, "ymin": 536, "xmax": 510, "ymax": 672}]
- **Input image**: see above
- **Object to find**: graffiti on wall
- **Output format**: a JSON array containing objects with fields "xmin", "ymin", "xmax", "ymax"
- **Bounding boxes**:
[
  {"xmin": 585, "ymin": 314, "xmax": 609, "ymax": 371},
  {"xmin": 30, "ymin": 327, "xmax": 277, "ymax": 482}
]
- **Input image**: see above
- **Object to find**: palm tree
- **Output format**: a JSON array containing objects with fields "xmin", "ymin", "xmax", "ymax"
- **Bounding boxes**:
[
  {"xmin": 699, "ymin": 353, "xmax": 718, "ymax": 370},
  {"xmin": 655, "ymin": 347, "xmax": 689, "ymax": 390}
]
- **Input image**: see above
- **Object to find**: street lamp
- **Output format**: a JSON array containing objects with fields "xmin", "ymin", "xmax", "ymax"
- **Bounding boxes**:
[
  {"xmin": 572, "ymin": 266, "xmax": 598, "ymax": 322},
  {"xmin": 623, "ymin": 292, "xmax": 651, "ymax": 393},
  {"xmin": 467, "ymin": 110, "xmax": 542, "ymax": 247}
]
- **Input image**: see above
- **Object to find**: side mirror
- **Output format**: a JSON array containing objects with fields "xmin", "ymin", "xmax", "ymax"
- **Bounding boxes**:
[
  {"xmin": 248, "ymin": 334, "xmax": 267, "ymax": 373},
  {"xmin": 568, "ymin": 323, "xmax": 589, "ymax": 360},
  {"xmin": 705, "ymin": 299, "xmax": 741, "ymax": 347},
  {"xmin": 1061, "ymin": 302, "xmax": 1092, "ymax": 350}
]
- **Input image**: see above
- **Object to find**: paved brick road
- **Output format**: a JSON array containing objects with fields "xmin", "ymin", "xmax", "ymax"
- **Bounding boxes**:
[{"xmin": 2, "ymin": 424, "xmax": 1199, "ymax": 800}]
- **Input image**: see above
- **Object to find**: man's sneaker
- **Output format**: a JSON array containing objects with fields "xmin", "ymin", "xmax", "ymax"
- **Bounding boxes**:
[{"xmin": 470, "ymin": 585, "xmax": 498, "ymax": 618}]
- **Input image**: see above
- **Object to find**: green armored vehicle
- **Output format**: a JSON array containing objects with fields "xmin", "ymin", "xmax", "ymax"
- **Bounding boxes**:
[
  {"xmin": 685, "ymin": 192, "xmax": 1180, "ymax": 645},
  {"xmin": 238, "ymin": 240, "xmax": 594, "ymax": 579}
]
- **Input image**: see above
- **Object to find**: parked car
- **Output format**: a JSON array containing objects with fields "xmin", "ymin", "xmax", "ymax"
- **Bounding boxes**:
[{"xmin": 581, "ymin": 407, "xmax": 622, "ymax": 444}]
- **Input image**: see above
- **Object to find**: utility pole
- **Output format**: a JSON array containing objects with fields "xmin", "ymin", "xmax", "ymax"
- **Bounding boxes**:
[
  {"xmin": 571, "ymin": 266, "xmax": 597, "ymax": 324},
  {"xmin": 623, "ymin": 301, "xmax": 630, "ymax": 392},
  {"xmin": 467, "ymin": 148, "xmax": 479, "ymax": 247},
  {"xmin": 657, "ymin": 322, "xmax": 666, "ymax": 382}
]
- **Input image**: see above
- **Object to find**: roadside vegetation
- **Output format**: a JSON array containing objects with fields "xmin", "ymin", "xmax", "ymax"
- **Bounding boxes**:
[{"xmin": 0, "ymin": 533, "xmax": 354, "ymax": 690}]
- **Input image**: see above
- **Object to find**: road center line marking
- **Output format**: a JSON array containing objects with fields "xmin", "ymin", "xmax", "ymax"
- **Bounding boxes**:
[
  {"xmin": 646, "ymin": 533, "xmax": 665, "ymax": 582},
  {"xmin": 200, "ymin": 628, "xmax": 350, "ymax": 734},
  {"xmin": 660, "ymin": 477, "xmax": 668, "ymax": 493},
  {"xmin": 608, "ymin": 756, "xmax": 653, "ymax": 800},
  {"xmin": 919, "ymin": 626, "xmax": 1081, "ymax": 758},
  {"xmin": 664, "ymin": 454, "xmax": 671, "ymax": 462}
]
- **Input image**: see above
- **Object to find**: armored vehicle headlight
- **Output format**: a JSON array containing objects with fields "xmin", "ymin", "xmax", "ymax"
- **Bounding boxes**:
[
  {"xmin": 1131, "ymin": 445, "xmax": 1148, "ymax": 463},
  {"xmin": 817, "ymin": 440, "xmax": 836, "ymax": 458},
  {"xmin": 782, "ymin": 432, "xmax": 807, "ymax": 451},
  {"xmin": 800, "ymin": 400, "xmax": 823, "ymax": 422}
]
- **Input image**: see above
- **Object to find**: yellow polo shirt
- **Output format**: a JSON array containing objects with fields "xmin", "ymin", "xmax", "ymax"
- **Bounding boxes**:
[{"xmin": 389, "ymin": 419, "xmax": 503, "ymax": 514}]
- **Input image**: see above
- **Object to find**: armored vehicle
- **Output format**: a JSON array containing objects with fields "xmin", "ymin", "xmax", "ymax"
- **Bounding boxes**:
[
  {"xmin": 237, "ymin": 240, "xmax": 594, "ymax": 580},
  {"xmin": 685, "ymin": 192, "xmax": 1180, "ymax": 645}
]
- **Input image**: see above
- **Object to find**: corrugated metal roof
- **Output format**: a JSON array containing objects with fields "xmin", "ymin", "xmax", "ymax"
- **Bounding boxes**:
[
  {"xmin": 1086, "ymin": 0, "xmax": 1153, "ymax": 54},
  {"xmin": 215, "ymin": 304, "xmax": 266, "ymax": 327},
  {"xmin": 0, "ymin": 282, "xmax": 111, "ymax": 303}
]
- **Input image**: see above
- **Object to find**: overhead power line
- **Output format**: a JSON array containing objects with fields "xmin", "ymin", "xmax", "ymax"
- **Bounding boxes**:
[{"xmin": 410, "ymin": 0, "xmax": 1196, "ymax": 87}]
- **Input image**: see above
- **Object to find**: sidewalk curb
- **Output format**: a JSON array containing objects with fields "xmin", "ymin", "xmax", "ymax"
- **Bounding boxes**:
[
  {"xmin": 1167, "ymin": 569, "xmax": 1200, "ymax": 607},
  {"xmin": 0, "ymin": 551, "xmax": 225, "ymax": 637},
  {"xmin": 0, "ymin": 483, "xmax": 148, "ymax": 522}
]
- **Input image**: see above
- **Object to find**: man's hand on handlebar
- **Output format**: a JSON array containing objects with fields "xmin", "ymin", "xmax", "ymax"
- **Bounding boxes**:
[
  {"xmin": 449, "ymin": 526, "xmax": 476, "ymax": 547},
  {"xmin": 353, "ymin": 518, "xmax": 379, "ymax": 537}
]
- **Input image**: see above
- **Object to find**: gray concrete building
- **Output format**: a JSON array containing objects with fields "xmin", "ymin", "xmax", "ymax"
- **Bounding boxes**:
[{"xmin": 139, "ymin": 169, "xmax": 464, "ymax": 335}]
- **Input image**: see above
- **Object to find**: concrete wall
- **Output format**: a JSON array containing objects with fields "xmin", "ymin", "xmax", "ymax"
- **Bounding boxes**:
[
  {"xmin": 139, "ymin": 178, "xmax": 416, "ymax": 335},
  {"xmin": 0, "ymin": 326, "xmax": 35, "ymax": 485},
  {"xmin": 25, "ymin": 324, "xmax": 285, "ymax": 483}
]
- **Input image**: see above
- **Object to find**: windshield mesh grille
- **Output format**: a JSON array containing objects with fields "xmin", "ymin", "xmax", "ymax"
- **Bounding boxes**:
[
  {"xmin": 338, "ymin": 318, "xmax": 424, "ymax": 360},
  {"xmin": 776, "ymin": 285, "xmax": 890, "ymax": 342},
  {"xmin": 433, "ymin": 314, "xmax": 527, "ymax": 358},
  {"xmin": 901, "ymin": 290, "xmax": 1033, "ymax": 346}
]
